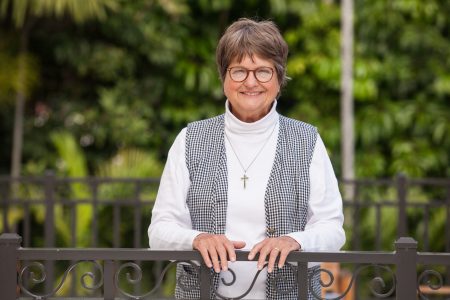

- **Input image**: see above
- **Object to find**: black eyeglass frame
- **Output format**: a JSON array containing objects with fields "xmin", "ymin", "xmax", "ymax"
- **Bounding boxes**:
[{"xmin": 227, "ymin": 66, "xmax": 275, "ymax": 83}]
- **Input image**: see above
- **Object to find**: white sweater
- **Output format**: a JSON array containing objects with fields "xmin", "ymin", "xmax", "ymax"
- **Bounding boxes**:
[{"xmin": 148, "ymin": 101, "xmax": 345, "ymax": 299}]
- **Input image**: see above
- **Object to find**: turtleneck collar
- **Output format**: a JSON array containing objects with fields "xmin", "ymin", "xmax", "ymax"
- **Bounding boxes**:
[{"xmin": 225, "ymin": 100, "xmax": 279, "ymax": 135}]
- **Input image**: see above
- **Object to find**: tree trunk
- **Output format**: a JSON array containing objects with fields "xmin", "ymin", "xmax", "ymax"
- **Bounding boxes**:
[
  {"xmin": 10, "ymin": 26, "xmax": 28, "ymax": 182},
  {"xmin": 340, "ymin": 0, "xmax": 354, "ymax": 199}
]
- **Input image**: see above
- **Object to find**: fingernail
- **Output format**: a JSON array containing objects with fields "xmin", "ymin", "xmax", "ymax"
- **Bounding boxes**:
[
  {"xmin": 231, "ymin": 256, "xmax": 236, "ymax": 262},
  {"xmin": 268, "ymin": 267, "xmax": 272, "ymax": 273},
  {"xmin": 278, "ymin": 264, "xmax": 283, "ymax": 269},
  {"xmin": 257, "ymin": 264, "xmax": 262, "ymax": 270},
  {"xmin": 215, "ymin": 268, "xmax": 220, "ymax": 273},
  {"xmin": 223, "ymin": 266, "xmax": 228, "ymax": 271},
  {"xmin": 248, "ymin": 254, "xmax": 253, "ymax": 260}
]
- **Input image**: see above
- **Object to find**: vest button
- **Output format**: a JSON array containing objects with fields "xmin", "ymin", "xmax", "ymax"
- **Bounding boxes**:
[{"xmin": 267, "ymin": 227, "xmax": 276, "ymax": 235}]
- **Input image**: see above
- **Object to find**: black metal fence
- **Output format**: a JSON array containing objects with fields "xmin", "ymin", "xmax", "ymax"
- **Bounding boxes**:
[
  {"xmin": 1, "ymin": 173, "xmax": 450, "ymax": 298},
  {"xmin": 2, "ymin": 173, "xmax": 449, "ymax": 250},
  {"xmin": 1, "ymin": 171, "xmax": 160, "ymax": 249},
  {"xmin": 340, "ymin": 176, "xmax": 450, "ymax": 253},
  {"xmin": 1, "ymin": 233, "xmax": 449, "ymax": 299}
]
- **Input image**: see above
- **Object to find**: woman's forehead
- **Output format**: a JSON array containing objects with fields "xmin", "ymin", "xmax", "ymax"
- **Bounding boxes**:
[{"xmin": 230, "ymin": 53, "xmax": 272, "ymax": 66}]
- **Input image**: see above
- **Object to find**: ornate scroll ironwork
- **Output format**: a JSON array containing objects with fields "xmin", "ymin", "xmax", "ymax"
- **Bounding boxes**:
[
  {"xmin": 17, "ymin": 260, "xmax": 400, "ymax": 299},
  {"xmin": 310, "ymin": 264, "xmax": 396, "ymax": 300},
  {"xmin": 214, "ymin": 263, "xmax": 268, "ymax": 300},
  {"xmin": 19, "ymin": 260, "xmax": 103, "ymax": 299},
  {"xmin": 115, "ymin": 260, "xmax": 200, "ymax": 299},
  {"xmin": 271, "ymin": 263, "xmax": 298, "ymax": 295},
  {"xmin": 214, "ymin": 262, "xmax": 302, "ymax": 299},
  {"xmin": 417, "ymin": 270, "xmax": 444, "ymax": 300}
]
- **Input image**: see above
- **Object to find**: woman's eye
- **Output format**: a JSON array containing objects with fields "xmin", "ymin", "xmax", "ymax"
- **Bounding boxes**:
[
  {"xmin": 232, "ymin": 69, "xmax": 246, "ymax": 76},
  {"xmin": 257, "ymin": 68, "xmax": 272, "ymax": 76}
]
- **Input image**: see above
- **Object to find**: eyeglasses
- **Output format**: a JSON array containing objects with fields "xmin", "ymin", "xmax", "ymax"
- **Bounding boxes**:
[{"xmin": 227, "ymin": 66, "xmax": 274, "ymax": 83}]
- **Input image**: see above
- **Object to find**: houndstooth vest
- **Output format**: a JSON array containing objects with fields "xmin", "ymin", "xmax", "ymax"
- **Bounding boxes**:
[{"xmin": 176, "ymin": 114, "xmax": 321, "ymax": 299}]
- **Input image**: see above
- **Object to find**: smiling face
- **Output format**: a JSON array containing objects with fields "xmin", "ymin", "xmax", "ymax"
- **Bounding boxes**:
[{"xmin": 224, "ymin": 55, "xmax": 280, "ymax": 122}]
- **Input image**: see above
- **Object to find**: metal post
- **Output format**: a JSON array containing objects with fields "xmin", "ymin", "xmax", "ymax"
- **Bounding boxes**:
[
  {"xmin": 104, "ymin": 260, "xmax": 115, "ymax": 300},
  {"xmin": 352, "ymin": 184, "xmax": 361, "ymax": 250},
  {"xmin": 44, "ymin": 170, "xmax": 56, "ymax": 247},
  {"xmin": 446, "ymin": 186, "xmax": 450, "ymax": 285},
  {"xmin": 91, "ymin": 181, "xmax": 99, "ymax": 247},
  {"xmin": 297, "ymin": 262, "xmax": 308, "ymax": 300},
  {"xmin": 133, "ymin": 183, "xmax": 142, "ymax": 295},
  {"xmin": 113, "ymin": 203, "xmax": 121, "ymax": 248},
  {"xmin": 70, "ymin": 203, "xmax": 77, "ymax": 297},
  {"xmin": 0, "ymin": 233, "xmax": 22, "ymax": 300},
  {"xmin": 44, "ymin": 170, "xmax": 55, "ymax": 293},
  {"xmin": 395, "ymin": 237, "xmax": 417, "ymax": 299},
  {"xmin": 396, "ymin": 174, "xmax": 408, "ymax": 238},
  {"xmin": 134, "ymin": 183, "xmax": 142, "ymax": 248},
  {"xmin": 199, "ymin": 264, "xmax": 212, "ymax": 299},
  {"xmin": 2, "ymin": 180, "xmax": 11, "ymax": 232}
]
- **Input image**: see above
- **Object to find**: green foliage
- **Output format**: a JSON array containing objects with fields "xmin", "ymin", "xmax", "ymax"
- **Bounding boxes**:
[
  {"xmin": 0, "ymin": 0, "xmax": 117, "ymax": 27},
  {"xmin": 97, "ymin": 148, "xmax": 162, "ymax": 178},
  {"xmin": 0, "ymin": 49, "xmax": 39, "ymax": 100},
  {"xmin": 96, "ymin": 148, "xmax": 162, "ymax": 202},
  {"xmin": 0, "ymin": 1, "xmax": 448, "ymax": 297},
  {"xmin": 51, "ymin": 130, "xmax": 88, "ymax": 178},
  {"xmin": 50, "ymin": 130, "xmax": 92, "ymax": 246}
]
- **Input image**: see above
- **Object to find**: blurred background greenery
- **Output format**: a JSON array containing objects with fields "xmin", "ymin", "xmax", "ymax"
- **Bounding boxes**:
[
  {"xmin": 1, "ymin": 0, "xmax": 448, "ymax": 180},
  {"xmin": 0, "ymin": 0, "xmax": 449, "ymax": 297}
]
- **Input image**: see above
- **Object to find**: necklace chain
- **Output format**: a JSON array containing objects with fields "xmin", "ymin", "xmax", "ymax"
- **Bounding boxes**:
[{"xmin": 225, "ymin": 123, "xmax": 277, "ymax": 188}]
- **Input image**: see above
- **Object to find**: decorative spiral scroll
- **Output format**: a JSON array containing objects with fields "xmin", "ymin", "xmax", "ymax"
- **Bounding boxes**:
[
  {"xmin": 220, "ymin": 268, "xmax": 237, "ymax": 286},
  {"xmin": 417, "ymin": 270, "xmax": 443, "ymax": 300},
  {"xmin": 318, "ymin": 268, "xmax": 335, "ymax": 289},
  {"xmin": 115, "ymin": 260, "xmax": 199, "ymax": 299},
  {"xmin": 214, "ymin": 263, "xmax": 268, "ymax": 300},
  {"xmin": 310, "ymin": 264, "xmax": 396, "ymax": 300},
  {"xmin": 19, "ymin": 260, "xmax": 103, "ymax": 299},
  {"xmin": 272, "ymin": 263, "xmax": 298, "ymax": 295}
]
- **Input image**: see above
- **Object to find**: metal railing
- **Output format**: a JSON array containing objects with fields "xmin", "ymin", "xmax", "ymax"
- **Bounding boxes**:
[
  {"xmin": 1, "ymin": 173, "xmax": 449, "ymax": 250},
  {"xmin": 1, "ymin": 173, "xmax": 449, "ymax": 298},
  {"xmin": 339, "ymin": 176, "xmax": 450, "ymax": 252},
  {"xmin": 1, "ymin": 234, "xmax": 450, "ymax": 299},
  {"xmin": 1, "ymin": 172, "xmax": 160, "ymax": 248}
]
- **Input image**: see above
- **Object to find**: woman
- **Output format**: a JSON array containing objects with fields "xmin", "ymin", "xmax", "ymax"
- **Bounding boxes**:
[{"xmin": 148, "ymin": 18, "xmax": 345, "ymax": 299}]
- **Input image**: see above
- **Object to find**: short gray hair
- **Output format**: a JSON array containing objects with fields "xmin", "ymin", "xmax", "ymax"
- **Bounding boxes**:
[{"xmin": 216, "ymin": 18, "xmax": 289, "ymax": 87}]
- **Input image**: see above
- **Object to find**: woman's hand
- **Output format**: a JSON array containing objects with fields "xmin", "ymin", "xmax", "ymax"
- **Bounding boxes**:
[
  {"xmin": 248, "ymin": 236, "xmax": 300, "ymax": 273},
  {"xmin": 193, "ymin": 233, "xmax": 246, "ymax": 273}
]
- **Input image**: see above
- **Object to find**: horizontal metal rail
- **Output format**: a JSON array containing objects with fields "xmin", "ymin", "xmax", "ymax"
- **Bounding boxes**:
[{"xmin": 2, "ymin": 234, "xmax": 450, "ymax": 300}]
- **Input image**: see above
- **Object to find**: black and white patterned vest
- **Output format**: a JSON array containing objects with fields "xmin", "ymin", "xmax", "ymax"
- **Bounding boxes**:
[{"xmin": 175, "ymin": 114, "xmax": 321, "ymax": 299}]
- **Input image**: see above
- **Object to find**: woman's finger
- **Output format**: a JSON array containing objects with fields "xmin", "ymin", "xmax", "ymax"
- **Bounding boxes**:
[
  {"xmin": 198, "ymin": 246, "xmax": 212, "ymax": 268},
  {"xmin": 207, "ymin": 244, "xmax": 221, "ymax": 273},
  {"xmin": 225, "ymin": 240, "xmax": 238, "ymax": 262},
  {"xmin": 257, "ymin": 244, "xmax": 271, "ymax": 270},
  {"xmin": 248, "ymin": 239, "xmax": 265, "ymax": 260},
  {"xmin": 267, "ymin": 247, "xmax": 280, "ymax": 273},
  {"xmin": 216, "ymin": 243, "xmax": 229, "ymax": 271},
  {"xmin": 277, "ymin": 248, "xmax": 289, "ymax": 269}
]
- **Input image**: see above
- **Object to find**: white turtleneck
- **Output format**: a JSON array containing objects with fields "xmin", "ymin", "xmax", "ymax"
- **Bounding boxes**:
[{"xmin": 148, "ymin": 100, "xmax": 345, "ymax": 299}]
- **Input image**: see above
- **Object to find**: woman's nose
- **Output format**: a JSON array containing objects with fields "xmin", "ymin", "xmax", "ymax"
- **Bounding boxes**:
[{"xmin": 243, "ymin": 70, "xmax": 258, "ymax": 86}]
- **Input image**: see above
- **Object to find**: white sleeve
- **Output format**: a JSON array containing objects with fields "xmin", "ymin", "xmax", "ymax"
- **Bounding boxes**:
[
  {"xmin": 287, "ymin": 135, "xmax": 346, "ymax": 251},
  {"xmin": 148, "ymin": 128, "xmax": 202, "ymax": 250}
]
